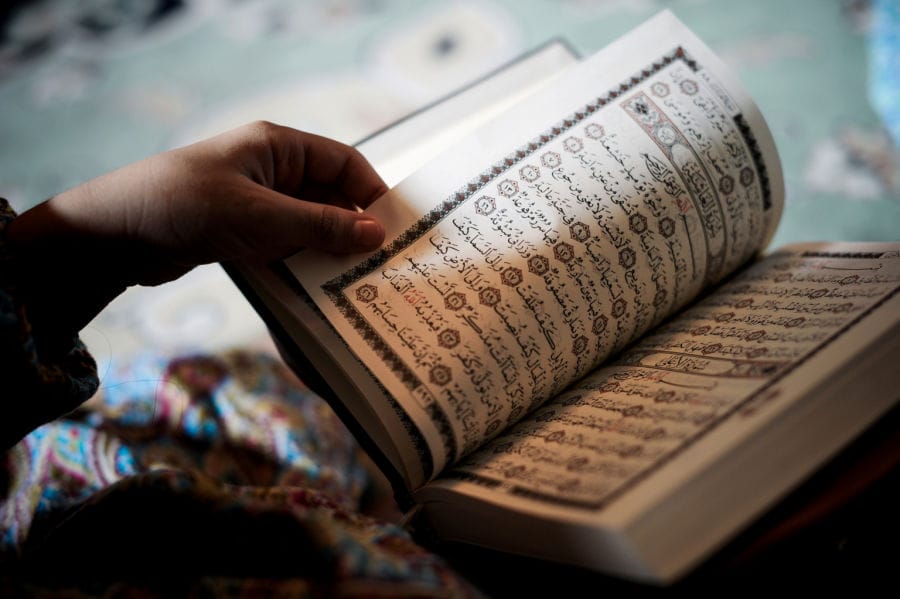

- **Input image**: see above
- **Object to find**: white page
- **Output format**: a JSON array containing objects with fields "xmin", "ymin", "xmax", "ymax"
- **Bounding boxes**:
[
  {"xmin": 358, "ymin": 40, "xmax": 578, "ymax": 186},
  {"xmin": 288, "ymin": 10, "xmax": 785, "ymax": 477}
]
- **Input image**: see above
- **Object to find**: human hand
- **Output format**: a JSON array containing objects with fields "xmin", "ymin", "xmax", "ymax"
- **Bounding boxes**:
[{"xmin": 7, "ymin": 121, "xmax": 389, "ymax": 336}]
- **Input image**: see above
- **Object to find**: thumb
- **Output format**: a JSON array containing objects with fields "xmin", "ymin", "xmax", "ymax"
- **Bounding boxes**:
[{"xmin": 273, "ymin": 195, "xmax": 385, "ymax": 255}]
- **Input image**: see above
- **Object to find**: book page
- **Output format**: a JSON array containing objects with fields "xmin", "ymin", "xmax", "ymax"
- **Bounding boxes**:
[
  {"xmin": 357, "ymin": 39, "xmax": 578, "ymax": 187},
  {"xmin": 435, "ymin": 243, "xmax": 900, "ymax": 509},
  {"xmin": 417, "ymin": 243, "xmax": 900, "ymax": 581},
  {"xmin": 289, "ymin": 11, "xmax": 784, "ymax": 477},
  {"xmin": 231, "ymin": 41, "xmax": 579, "ymax": 493}
]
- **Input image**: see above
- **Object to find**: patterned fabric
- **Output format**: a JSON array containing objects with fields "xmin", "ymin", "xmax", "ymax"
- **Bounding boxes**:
[
  {"xmin": 0, "ymin": 198, "xmax": 98, "ymax": 451},
  {"xmin": 1, "ymin": 349, "xmax": 481, "ymax": 597},
  {"xmin": 0, "ymin": 203, "xmax": 481, "ymax": 596}
]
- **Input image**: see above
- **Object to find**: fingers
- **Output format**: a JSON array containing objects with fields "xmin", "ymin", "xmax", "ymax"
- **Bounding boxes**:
[
  {"xmin": 211, "ymin": 121, "xmax": 389, "ymax": 210},
  {"xmin": 295, "ymin": 201, "xmax": 385, "ymax": 254},
  {"xmin": 251, "ymin": 123, "xmax": 390, "ymax": 254},
  {"xmin": 274, "ymin": 125, "xmax": 388, "ymax": 209},
  {"xmin": 182, "ymin": 122, "xmax": 391, "ymax": 258},
  {"xmin": 244, "ymin": 187, "xmax": 386, "ymax": 257}
]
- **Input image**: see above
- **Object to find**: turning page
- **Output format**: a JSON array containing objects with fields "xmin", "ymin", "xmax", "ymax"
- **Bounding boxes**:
[{"xmin": 287, "ymin": 11, "xmax": 785, "ymax": 479}]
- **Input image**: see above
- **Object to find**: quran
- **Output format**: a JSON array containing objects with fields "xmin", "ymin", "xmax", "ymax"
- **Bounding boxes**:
[{"xmin": 227, "ymin": 11, "xmax": 900, "ymax": 584}]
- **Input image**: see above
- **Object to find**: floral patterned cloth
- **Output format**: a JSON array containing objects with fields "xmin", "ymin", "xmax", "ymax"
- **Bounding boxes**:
[{"xmin": 0, "ymin": 199, "xmax": 480, "ymax": 597}]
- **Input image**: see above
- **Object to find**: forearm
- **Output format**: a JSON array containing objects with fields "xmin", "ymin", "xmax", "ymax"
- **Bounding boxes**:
[
  {"xmin": 1, "ymin": 199, "xmax": 99, "ymax": 450},
  {"xmin": 6, "ymin": 192, "xmax": 137, "ymax": 339},
  {"xmin": 4, "ymin": 157, "xmax": 198, "ymax": 337}
]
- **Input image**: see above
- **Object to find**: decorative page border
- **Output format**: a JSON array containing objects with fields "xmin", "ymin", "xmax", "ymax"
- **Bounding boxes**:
[
  {"xmin": 272, "ymin": 262, "xmax": 436, "ymax": 485},
  {"xmin": 734, "ymin": 114, "xmax": 772, "ymax": 210}
]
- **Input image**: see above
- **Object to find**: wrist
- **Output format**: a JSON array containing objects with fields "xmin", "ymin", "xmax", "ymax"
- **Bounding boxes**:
[{"xmin": 5, "ymin": 198, "xmax": 129, "ymax": 337}]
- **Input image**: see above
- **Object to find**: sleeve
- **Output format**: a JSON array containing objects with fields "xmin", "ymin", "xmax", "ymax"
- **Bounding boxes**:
[{"xmin": 0, "ymin": 198, "xmax": 98, "ymax": 451}]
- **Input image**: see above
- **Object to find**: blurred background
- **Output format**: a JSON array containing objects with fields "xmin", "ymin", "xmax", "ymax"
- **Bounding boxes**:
[{"xmin": 0, "ymin": 0, "xmax": 897, "ymax": 386}]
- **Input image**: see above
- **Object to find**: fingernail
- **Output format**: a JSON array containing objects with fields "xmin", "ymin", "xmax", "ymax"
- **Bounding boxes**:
[{"xmin": 353, "ymin": 218, "xmax": 383, "ymax": 248}]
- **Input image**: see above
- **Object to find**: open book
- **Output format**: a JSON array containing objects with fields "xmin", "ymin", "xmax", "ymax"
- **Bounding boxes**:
[{"xmin": 227, "ymin": 11, "xmax": 900, "ymax": 584}]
